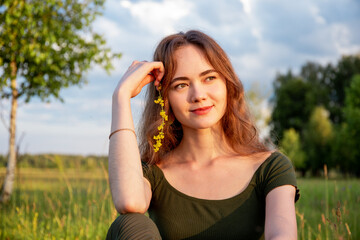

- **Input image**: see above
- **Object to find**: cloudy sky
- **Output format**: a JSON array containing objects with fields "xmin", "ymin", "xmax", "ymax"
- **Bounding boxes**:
[{"xmin": 0, "ymin": 0, "xmax": 359, "ymax": 156}]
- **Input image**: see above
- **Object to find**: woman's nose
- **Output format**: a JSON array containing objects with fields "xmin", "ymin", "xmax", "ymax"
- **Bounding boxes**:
[{"xmin": 190, "ymin": 84, "xmax": 207, "ymax": 103}]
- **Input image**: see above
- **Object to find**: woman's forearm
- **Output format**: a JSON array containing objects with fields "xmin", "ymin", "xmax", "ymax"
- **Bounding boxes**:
[{"xmin": 108, "ymin": 94, "xmax": 148, "ymax": 214}]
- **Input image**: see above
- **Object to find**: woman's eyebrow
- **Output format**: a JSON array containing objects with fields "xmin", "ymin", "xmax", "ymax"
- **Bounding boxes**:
[
  {"xmin": 171, "ymin": 69, "xmax": 218, "ymax": 83},
  {"xmin": 199, "ymin": 69, "xmax": 218, "ymax": 77},
  {"xmin": 171, "ymin": 76, "xmax": 189, "ymax": 83}
]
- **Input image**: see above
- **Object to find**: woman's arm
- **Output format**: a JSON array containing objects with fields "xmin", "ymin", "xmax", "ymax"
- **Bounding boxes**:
[
  {"xmin": 108, "ymin": 61, "xmax": 164, "ymax": 214},
  {"xmin": 265, "ymin": 185, "xmax": 297, "ymax": 240}
]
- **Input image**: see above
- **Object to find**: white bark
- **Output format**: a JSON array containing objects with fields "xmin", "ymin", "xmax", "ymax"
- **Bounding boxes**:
[{"xmin": 0, "ymin": 61, "xmax": 18, "ymax": 203}]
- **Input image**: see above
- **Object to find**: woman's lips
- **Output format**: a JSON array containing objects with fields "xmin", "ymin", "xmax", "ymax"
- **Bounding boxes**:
[{"xmin": 190, "ymin": 106, "xmax": 213, "ymax": 115}]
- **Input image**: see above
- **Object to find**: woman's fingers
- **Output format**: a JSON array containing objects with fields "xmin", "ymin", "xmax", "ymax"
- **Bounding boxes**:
[
  {"xmin": 140, "ymin": 73, "xmax": 155, "ymax": 89},
  {"xmin": 140, "ymin": 61, "xmax": 165, "ymax": 85},
  {"xmin": 150, "ymin": 61, "xmax": 165, "ymax": 81},
  {"xmin": 132, "ymin": 61, "xmax": 164, "ymax": 81},
  {"xmin": 147, "ymin": 62, "xmax": 165, "ymax": 86},
  {"xmin": 117, "ymin": 60, "xmax": 165, "ymax": 98}
]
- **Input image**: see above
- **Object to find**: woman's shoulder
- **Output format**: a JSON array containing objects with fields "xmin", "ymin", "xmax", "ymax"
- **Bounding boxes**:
[
  {"xmin": 252, "ymin": 151, "xmax": 298, "ymax": 198},
  {"xmin": 262, "ymin": 151, "xmax": 292, "ymax": 169},
  {"xmin": 244, "ymin": 150, "xmax": 278, "ymax": 170},
  {"xmin": 253, "ymin": 151, "xmax": 293, "ymax": 175}
]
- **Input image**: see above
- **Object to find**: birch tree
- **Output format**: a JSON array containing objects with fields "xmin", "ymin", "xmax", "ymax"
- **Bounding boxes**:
[{"xmin": 0, "ymin": 0, "xmax": 121, "ymax": 203}]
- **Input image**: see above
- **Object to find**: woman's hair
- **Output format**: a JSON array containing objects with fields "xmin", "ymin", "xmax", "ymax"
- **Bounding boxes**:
[{"xmin": 139, "ymin": 30, "xmax": 270, "ymax": 165}]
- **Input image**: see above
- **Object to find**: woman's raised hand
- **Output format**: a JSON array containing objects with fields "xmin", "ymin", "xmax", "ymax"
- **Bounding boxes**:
[{"xmin": 114, "ymin": 61, "xmax": 165, "ymax": 100}]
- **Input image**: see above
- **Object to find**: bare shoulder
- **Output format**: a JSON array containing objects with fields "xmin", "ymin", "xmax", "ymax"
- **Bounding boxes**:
[{"xmin": 246, "ymin": 150, "xmax": 275, "ymax": 167}]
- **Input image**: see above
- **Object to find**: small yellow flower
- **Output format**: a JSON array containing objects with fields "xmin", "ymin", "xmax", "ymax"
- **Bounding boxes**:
[{"xmin": 153, "ymin": 83, "xmax": 168, "ymax": 152}]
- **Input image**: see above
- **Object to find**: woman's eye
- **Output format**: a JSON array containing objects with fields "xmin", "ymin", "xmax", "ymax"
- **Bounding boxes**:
[
  {"xmin": 174, "ymin": 83, "xmax": 188, "ymax": 89},
  {"xmin": 205, "ymin": 76, "xmax": 216, "ymax": 82}
]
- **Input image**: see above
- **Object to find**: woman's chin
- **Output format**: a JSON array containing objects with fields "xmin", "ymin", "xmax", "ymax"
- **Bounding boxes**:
[{"xmin": 182, "ymin": 121, "xmax": 222, "ymax": 131}]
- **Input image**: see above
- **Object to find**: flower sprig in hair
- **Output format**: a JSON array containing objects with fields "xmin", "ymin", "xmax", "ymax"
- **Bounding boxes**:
[{"xmin": 153, "ymin": 84, "xmax": 168, "ymax": 152}]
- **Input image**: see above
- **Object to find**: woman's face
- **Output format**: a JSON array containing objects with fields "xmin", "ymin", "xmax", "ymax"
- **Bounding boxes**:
[{"xmin": 167, "ymin": 44, "xmax": 227, "ymax": 131}]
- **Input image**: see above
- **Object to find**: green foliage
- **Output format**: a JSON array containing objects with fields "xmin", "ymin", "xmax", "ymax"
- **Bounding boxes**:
[
  {"xmin": 332, "ymin": 124, "xmax": 354, "ymax": 174},
  {"xmin": 280, "ymin": 128, "xmax": 306, "ymax": 172},
  {"xmin": 0, "ymin": 0, "xmax": 121, "ymax": 102},
  {"xmin": 328, "ymin": 56, "xmax": 360, "ymax": 123},
  {"xmin": 298, "ymin": 56, "xmax": 360, "ymax": 124},
  {"xmin": 271, "ymin": 55, "xmax": 360, "ymax": 139},
  {"xmin": 271, "ymin": 54, "xmax": 360, "ymax": 175},
  {"xmin": 332, "ymin": 75, "xmax": 360, "ymax": 176},
  {"xmin": 303, "ymin": 106, "xmax": 333, "ymax": 175},
  {"xmin": 345, "ymin": 74, "xmax": 360, "ymax": 109},
  {"xmin": 305, "ymin": 106, "xmax": 333, "ymax": 146},
  {"xmin": 271, "ymin": 71, "xmax": 314, "ymax": 141}
]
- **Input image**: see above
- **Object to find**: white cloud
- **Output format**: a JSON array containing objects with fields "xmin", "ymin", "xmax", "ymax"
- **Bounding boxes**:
[
  {"xmin": 119, "ymin": 0, "xmax": 194, "ymax": 35},
  {"xmin": 81, "ymin": 4, "xmax": 125, "ymax": 44},
  {"xmin": 239, "ymin": 0, "xmax": 252, "ymax": 14},
  {"xmin": 331, "ymin": 24, "xmax": 360, "ymax": 55},
  {"xmin": 251, "ymin": 28, "xmax": 262, "ymax": 40},
  {"xmin": 230, "ymin": 39, "xmax": 295, "ymax": 89},
  {"xmin": 309, "ymin": 4, "xmax": 326, "ymax": 25},
  {"xmin": 93, "ymin": 17, "xmax": 123, "ymax": 51}
]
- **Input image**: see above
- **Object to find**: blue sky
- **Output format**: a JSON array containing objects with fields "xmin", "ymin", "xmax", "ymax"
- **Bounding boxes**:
[{"xmin": 0, "ymin": 0, "xmax": 359, "ymax": 155}]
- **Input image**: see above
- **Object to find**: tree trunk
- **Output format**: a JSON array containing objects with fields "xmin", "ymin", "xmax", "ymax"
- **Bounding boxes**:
[{"xmin": 0, "ymin": 61, "xmax": 18, "ymax": 203}]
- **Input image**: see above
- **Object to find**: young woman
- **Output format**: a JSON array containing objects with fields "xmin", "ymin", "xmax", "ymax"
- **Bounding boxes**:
[{"xmin": 107, "ymin": 30, "xmax": 299, "ymax": 240}]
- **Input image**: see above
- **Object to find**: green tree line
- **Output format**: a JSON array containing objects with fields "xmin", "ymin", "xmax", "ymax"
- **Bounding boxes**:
[
  {"xmin": 272, "ymin": 54, "xmax": 360, "ymax": 177},
  {"xmin": 0, "ymin": 154, "xmax": 108, "ymax": 170}
]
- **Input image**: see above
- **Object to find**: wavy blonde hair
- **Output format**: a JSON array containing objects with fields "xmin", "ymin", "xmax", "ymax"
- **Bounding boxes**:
[{"xmin": 139, "ymin": 30, "xmax": 269, "ymax": 165}]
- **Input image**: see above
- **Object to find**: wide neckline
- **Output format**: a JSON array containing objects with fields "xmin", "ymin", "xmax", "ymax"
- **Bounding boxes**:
[{"xmin": 153, "ymin": 151, "xmax": 278, "ymax": 204}]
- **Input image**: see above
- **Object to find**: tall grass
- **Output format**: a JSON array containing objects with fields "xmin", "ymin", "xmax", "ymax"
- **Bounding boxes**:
[
  {"xmin": 296, "ymin": 169, "xmax": 359, "ymax": 240},
  {"xmin": 0, "ymin": 160, "xmax": 117, "ymax": 240}
]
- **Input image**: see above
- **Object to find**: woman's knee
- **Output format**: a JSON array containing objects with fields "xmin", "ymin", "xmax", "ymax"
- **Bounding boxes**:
[{"xmin": 106, "ymin": 213, "xmax": 161, "ymax": 240}]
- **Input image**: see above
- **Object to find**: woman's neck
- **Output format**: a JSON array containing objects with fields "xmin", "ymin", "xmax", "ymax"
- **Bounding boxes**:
[{"xmin": 171, "ymin": 126, "xmax": 235, "ymax": 167}]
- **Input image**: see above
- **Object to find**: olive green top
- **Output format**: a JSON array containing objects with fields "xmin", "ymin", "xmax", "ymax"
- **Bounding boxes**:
[{"xmin": 143, "ymin": 151, "xmax": 300, "ymax": 240}]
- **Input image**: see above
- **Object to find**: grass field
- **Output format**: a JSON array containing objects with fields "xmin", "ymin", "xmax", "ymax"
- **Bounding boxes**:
[
  {"xmin": 0, "ymin": 165, "xmax": 115, "ymax": 240},
  {"xmin": 0, "ymin": 166, "xmax": 358, "ymax": 240},
  {"xmin": 296, "ymin": 178, "xmax": 358, "ymax": 240}
]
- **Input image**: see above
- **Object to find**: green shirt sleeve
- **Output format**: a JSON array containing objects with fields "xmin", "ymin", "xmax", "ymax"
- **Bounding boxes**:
[{"xmin": 260, "ymin": 152, "xmax": 300, "ymax": 202}]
